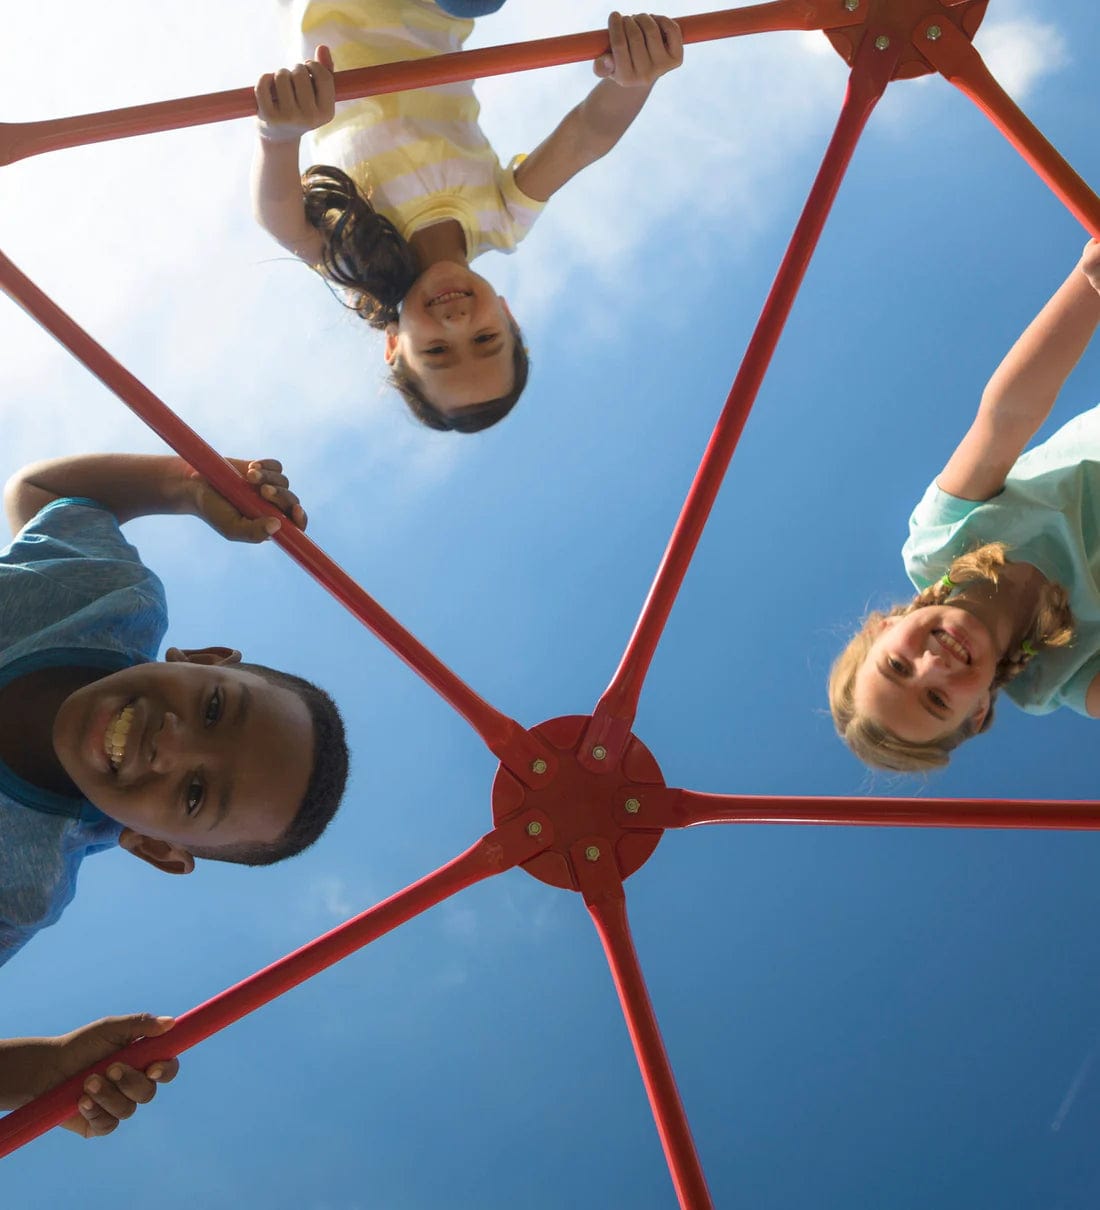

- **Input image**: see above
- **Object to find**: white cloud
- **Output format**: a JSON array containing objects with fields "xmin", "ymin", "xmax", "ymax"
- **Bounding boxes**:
[
  {"xmin": 307, "ymin": 874, "xmax": 361, "ymax": 920},
  {"xmin": 974, "ymin": 17, "xmax": 1069, "ymax": 100}
]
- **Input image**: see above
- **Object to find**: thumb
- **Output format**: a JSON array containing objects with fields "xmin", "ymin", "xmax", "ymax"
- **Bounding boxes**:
[
  {"xmin": 593, "ymin": 53, "xmax": 613, "ymax": 78},
  {"xmin": 82, "ymin": 1013, "xmax": 176, "ymax": 1054}
]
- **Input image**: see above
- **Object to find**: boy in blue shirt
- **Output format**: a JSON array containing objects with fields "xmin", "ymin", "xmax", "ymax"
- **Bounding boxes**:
[{"xmin": 0, "ymin": 448, "xmax": 350, "ymax": 1137}]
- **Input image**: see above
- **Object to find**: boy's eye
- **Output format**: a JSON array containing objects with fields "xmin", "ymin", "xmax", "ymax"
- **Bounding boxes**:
[
  {"xmin": 475, "ymin": 333, "xmax": 498, "ymax": 344},
  {"xmin": 186, "ymin": 776, "xmax": 204, "ymax": 817},
  {"xmin": 888, "ymin": 657, "xmax": 907, "ymax": 675},
  {"xmin": 929, "ymin": 691, "xmax": 947, "ymax": 710},
  {"xmin": 424, "ymin": 345, "xmax": 446, "ymax": 355},
  {"xmin": 204, "ymin": 687, "xmax": 223, "ymax": 727}
]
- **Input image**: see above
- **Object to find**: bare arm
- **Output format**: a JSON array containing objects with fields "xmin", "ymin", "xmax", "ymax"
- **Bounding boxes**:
[
  {"xmin": 4, "ymin": 454, "xmax": 306, "ymax": 540},
  {"xmin": 250, "ymin": 46, "xmax": 336, "ymax": 263},
  {"xmin": 514, "ymin": 14, "xmax": 683, "ymax": 204},
  {"xmin": 938, "ymin": 240, "xmax": 1100, "ymax": 501}
]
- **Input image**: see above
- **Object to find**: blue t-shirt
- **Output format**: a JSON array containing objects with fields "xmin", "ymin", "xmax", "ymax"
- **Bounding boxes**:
[
  {"xmin": 902, "ymin": 405, "xmax": 1100, "ymax": 716},
  {"xmin": 0, "ymin": 498, "xmax": 168, "ymax": 966}
]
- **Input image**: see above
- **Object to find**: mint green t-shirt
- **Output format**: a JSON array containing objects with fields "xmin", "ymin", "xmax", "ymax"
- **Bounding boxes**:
[{"xmin": 902, "ymin": 405, "xmax": 1100, "ymax": 716}]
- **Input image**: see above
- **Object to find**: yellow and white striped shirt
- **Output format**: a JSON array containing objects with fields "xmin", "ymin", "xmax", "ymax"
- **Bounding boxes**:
[{"xmin": 284, "ymin": 0, "xmax": 545, "ymax": 259}]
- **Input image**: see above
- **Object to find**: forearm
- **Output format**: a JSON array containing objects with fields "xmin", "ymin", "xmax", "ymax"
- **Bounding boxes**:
[
  {"xmin": 251, "ymin": 135, "xmax": 320, "ymax": 259},
  {"xmin": 0, "ymin": 1036, "xmax": 54, "ymax": 1110},
  {"xmin": 4, "ymin": 454, "xmax": 196, "ymax": 533},
  {"xmin": 517, "ymin": 80, "xmax": 654, "ymax": 202},
  {"xmin": 980, "ymin": 260, "xmax": 1100, "ymax": 437}
]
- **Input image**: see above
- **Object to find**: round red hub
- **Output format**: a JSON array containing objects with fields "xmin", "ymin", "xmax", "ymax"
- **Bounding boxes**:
[
  {"xmin": 825, "ymin": 0, "xmax": 988, "ymax": 81},
  {"xmin": 491, "ymin": 716, "xmax": 665, "ymax": 891}
]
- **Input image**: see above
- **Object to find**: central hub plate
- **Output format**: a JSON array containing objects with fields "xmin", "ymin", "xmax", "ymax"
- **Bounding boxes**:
[
  {"xmin": 825, "ymin": 0, "xmax": 988, "ymax": 80},
  {"xmin": 491, "ymin": 716, "xmax": 665, "ymax": 891}
]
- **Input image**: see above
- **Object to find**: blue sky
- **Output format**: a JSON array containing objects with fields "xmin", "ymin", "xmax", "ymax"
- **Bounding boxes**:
[{"xmin": 3, "ymin": 1, "xmax": 1100, "ymax": 1206}]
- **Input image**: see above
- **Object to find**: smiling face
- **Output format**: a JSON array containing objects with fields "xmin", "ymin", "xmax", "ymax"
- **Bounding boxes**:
[
  {"xmin": 52, "ymin": 660, "xmax": 314, "ymax": 863},
  {"xmin": 385, "ymin": 262, "xmax": 516, "ymax": 414},
  {"xmin": 852, "ymin": 605, "xmax": 997, "ymax": 744}
]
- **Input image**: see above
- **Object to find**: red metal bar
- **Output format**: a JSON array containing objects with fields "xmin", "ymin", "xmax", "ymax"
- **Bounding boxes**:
[
  {"xmin": 917, "ymin": 18, "xmax": 1100, "ymax": 237},
  {"xmin": 580, "ymin": 29, "xmax": 899, "ymax": 767},
  {"xmin": 579, "ymin": 845, "xmax": 713, "ymax": 1210},
  {"xmin": 0, "ymin": 811, "xmax": 551, "ymax": 1156},
  {"xmin": 636, "ymin": 788, "xmax": 1100, "ymax": 830},
  {"xmin": 0, "ymin": 3, "xmax": 860, "ymax": 166},
  {"xmin": 0, "ymin": 249, "xmax": 557, "ymax": 783}
]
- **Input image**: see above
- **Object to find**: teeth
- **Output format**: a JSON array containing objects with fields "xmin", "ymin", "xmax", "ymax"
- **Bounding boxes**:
[
  {"xmin": 937, "ymin": 631, "xmax": 969, "ymax": 664},
  {"xmin": 104, "ymin": 704, "xmax": 135, "ymax": 771},
  {"xmin": 427, "ymin": 290, "xmax": 471, "ymax": 306}
]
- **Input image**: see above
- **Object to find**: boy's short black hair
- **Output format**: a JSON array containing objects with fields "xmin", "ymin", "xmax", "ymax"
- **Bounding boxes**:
[{"xmin": 187, "ymin": 663, "xmax": 349, "ymax": 867}]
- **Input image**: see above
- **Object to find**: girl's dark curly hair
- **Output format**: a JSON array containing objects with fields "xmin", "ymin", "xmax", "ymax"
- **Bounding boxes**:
[
  {"xmin": 302, "ymin": 163, "xmax": 530, "ymax": 432},
  {"xmin": 302, "ymin": 163, "xmax": 419, "ymax": 330}
]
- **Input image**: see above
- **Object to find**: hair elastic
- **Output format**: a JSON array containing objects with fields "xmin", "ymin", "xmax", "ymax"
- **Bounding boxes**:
[
  {"xmin": 940, "ymin": 573, "xmax": 955, "ymax": 589},
  {"xmin": 1021, "ymin": 639, "xmax": 1037, "ymax": 657}
]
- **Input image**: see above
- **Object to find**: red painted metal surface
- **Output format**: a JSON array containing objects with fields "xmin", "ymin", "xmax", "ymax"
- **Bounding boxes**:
[
  {"xmin": 491, "ymin": 715, "xmax": 665, "ymax": 890},
  {"xmin": 622, "ymin": 788, "xmax": 1100, "ymax": 831},
  {"xmin": 580, "ymin": 23, "xmax": 899, "ymax": 770},
  {"xmin": 583, "ymin": 865, "xmax": 714, "ymax": 1210},
  {"xmin": 0, "ymin": 248, "xmax": 557, "ymax": 788},
  {"xmin": 0, "ymin": 813, "xmax": 552, "ymax": 1156},
  {"xmin": 919, "ymin": 17, "xmax": 1100, "ymax": 237},
  {"xmin": 824, "ymin": 0, "xmax": 988, "ymax": 80},
  {"xmin": 0, "ymin": 3, "xmax": 862, "ymax": 167},
  {"xmin": 4, "ymin": 4, "xmax": 1100, "ymax": 1207}
]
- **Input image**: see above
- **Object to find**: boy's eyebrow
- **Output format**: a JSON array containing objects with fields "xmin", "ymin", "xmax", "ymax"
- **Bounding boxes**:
[{"xmin": 206, "ymin": 684, "xmax": 250, "ymax": 831}]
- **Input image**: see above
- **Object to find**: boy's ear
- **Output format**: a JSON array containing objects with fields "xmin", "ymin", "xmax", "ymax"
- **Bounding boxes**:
[
  {"xmin": 118, "ymin": 829, "xmax": 195, "ymax": 876},
  {"xmin": 164, "ymin": 646, "xmax": 242, "ymax": 667},
  {"xmin": 383, "ymin": 325, "xmax": 399, "ymax": 365}
]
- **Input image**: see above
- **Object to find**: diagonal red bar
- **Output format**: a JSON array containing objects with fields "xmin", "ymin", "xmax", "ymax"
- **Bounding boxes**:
[
  {"xmin": 579, "ymin": 845, "xmax": 713, "ymax": 1210},
  {"xmin": 636, "ymin": 788, "xmax": 1100, "ymax": 830},
  {"xmin": 0, "ymin": 810, "xmax": 552, "ymax": 1157},
  {"xmin": 0, "ymin": 4, "xmax": 861, "ymax": 166},
  {"xmin": 917, "ymin": 18, "xmax": 1100, "ymax": 237},
  {"xmin": 580, "ymin": 28, "xmax": 900, "ymax": 767},
  {"xmin": 0, "ymin": 249, "xmax": 555, "ymax": 782}
]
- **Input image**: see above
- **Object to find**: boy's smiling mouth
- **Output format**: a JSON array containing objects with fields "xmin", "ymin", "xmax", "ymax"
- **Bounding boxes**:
[{"xmin": 104, "ymin": 703, "xmax": 135, "ymax": 772}]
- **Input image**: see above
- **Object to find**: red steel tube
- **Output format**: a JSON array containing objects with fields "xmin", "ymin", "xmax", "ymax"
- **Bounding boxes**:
[
  {"xmin": 586, "ymin": 891, "xmax": 714, "ymax": 1210},
  {"xmin": 0, "ymin": 813, "xmax": 550, "ymax": 1156},
  {"xmin": 919, "ymin": 19, "xmax": 1100, "ymax": 237},
  {"xmin": 0, "ymin": 3, "xmax": 860, "ymax": 166},
  {"xmin": 0, "ymin": 249, "xmax": 555, "ymax": 781},
  {"xmin": 646, "ymin": 789, "xmax": 1100, "ymax": 830},
  {"xmin": 584, "ymin": 30, "xmax": 899, "ymax": 755}
]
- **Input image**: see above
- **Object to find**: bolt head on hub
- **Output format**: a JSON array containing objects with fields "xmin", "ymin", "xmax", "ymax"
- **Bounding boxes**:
[
  {"xmin": 624, "ymin": 798, "xmax": 641, "ymax": 815},
  {"xmin": 526, "ymin": 821, "xmax": 543, "ymax": 837},
  {"xmin": 531, "ymin": 758, "xmax": 548, "ymax": 775},
  {"xmin": 926, "ymin": 24, "xmax": 942, "ymax": 41},
  {"xmin": 843, "ymin": 0, "xmax": 859, "ymax": 9},
  {"xmin": 585, "ymin": 845, "xmax": 601, "ymax": 862},
  {"xmin": 591, "ymin": 745, "xmax": 608, "ymax": 761},
  {"xmin": 874, "ymin": 34, "xmax": 891, "ymax": 50}
]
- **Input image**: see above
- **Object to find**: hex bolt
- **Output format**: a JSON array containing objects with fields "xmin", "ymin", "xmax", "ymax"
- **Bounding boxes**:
[
  {"xmin": 526, "ymin": 821, "xmax": 543, "ymax": 837},
  {"xmin": 591, "ymin": 745, "xmax": 608, "ymax": 761},
  {"xmin": 585, "ymin": 845, "xmax": 601, "ymax": 862},
  {"xmin": 624, "ymin": 798, "xmax": 641, "ymax": 815},
  {"xmin": 843, "ymin": 0, "xmax": 859, "ymax": 10},
  {"xmin": 874, "ymin": 35, "xmax": 890, "ymax": 50},
  {"xmin": 530, "ymin": 758, "xmax": 548, "ymax": 775},
  {"xmin": 926, "ymin": 24, "xmax": 942, "ymax": 40}
]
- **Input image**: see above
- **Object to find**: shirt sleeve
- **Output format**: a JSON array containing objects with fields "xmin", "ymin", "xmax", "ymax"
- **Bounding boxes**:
[
  {"xmin": 902, "ymin": 480, "xmax": 982, "ymax": 591},
  {"xmin": 1053, "ymin": 651, "xmax": 1100, "ymax": 717},
  {"xmin": 496, "ymin": 155, "xmax": 547, "ymax": 249},
  {"xmin": 9, "ymin": 498, "xmax": 146, "ymax": 566}
]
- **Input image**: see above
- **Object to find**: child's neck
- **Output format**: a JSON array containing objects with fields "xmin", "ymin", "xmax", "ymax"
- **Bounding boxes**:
[
  {"xmin": 0, "ymin": 666, "xmax": 103, "ymax": 796},
  {"xmin": 954, "ymin": 560, "xmax": 1049, "ymax": 657},
  {"xmin": 409, "ymin": 220, "xmax": 468, "ymax": 271}
]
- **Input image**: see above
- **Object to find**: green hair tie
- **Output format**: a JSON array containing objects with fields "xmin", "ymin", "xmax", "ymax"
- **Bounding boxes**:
[
  {"xmin": 940, "ymin": 573, "xmax": 955, "ymax": 589},
  {"xmin": 1021, "ymin": 639, "xmax": 1037, "ymax": 657}
]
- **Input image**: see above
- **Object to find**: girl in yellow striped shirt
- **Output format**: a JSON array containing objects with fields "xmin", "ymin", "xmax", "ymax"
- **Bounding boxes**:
[{"xmin": 253, "ymin": 5, "xmax": 683, "ymax": 432}]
